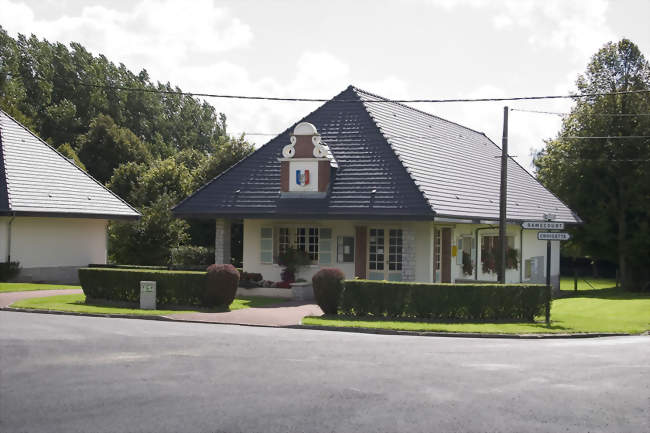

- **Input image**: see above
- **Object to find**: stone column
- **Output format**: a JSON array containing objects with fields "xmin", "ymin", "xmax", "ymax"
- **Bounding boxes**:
[
  {"xmin": 214, "ymin": 219, "xmax": 231, "ymax": 265},
  {"xmin": 402, "ymin": 227, "xmax": 416, "ymax": 282}
]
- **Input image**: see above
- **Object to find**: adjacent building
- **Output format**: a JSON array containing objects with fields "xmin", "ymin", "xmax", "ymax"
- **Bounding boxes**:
[
  {"xmin": 174, "ymin": 86, "xmax": 580, "ymax": 289},
  {"xmin": 0, "ymin": 110, "xmax": 140, "ymax": 283}
]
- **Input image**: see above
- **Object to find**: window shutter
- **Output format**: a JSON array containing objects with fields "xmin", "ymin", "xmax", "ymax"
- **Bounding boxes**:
[
  {"xmin": 319, "ymin": 228, "xmax": 332, "ymax": 265},
  {"xmin": 260, "ymin": 227, "xmax": 273, "ymax": 264}
]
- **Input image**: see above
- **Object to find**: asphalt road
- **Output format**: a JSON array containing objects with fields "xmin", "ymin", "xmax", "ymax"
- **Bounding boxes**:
[{"xmin": 0, "ymin": 312, "xmax": 648, "ymax": 433}]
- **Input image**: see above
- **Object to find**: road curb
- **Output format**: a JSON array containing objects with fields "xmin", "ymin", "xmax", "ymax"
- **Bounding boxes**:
[
  {"xmin": 2, "ymin": 306, "xmax": 643, "ymax": 339},
  {"xmin": 293, "ymin": 324, "xmax": 633, "ymax": 339}
]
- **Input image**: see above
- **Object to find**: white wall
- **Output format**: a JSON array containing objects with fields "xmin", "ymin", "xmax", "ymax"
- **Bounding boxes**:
[
  {"xmin": 5, "ymin": 217, "xmax": 108, "ymax": 268},
  {"xmin": 447, "ymin": 223, "xmax": 560, "ymax": 286},
  {"xmin": 241, "ymin": 218, "xmax": 560, "ymax": 287},
  {"xmin": 242, "ymin": 218, "xmax": 432, "ymax": 282}
]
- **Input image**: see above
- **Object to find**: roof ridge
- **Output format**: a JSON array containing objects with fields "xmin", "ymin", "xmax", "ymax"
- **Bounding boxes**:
[
  {"xmin": 175, "ymin": 87, "xmax": 359, "ymax": 211},
  {"xmin": 0, "ymin": 109, "xmax": 140, "ymax": 217},
  {"xmin": 350, "ymin": 85, "xmax": 492, "ymax": 140},
  {"xmin": 480, "ymin": 132, "xmax": 583, "ymax": 223},
  {"xmin": 352, "ymin": 89, "xmax": 436, "ymax": 215}
]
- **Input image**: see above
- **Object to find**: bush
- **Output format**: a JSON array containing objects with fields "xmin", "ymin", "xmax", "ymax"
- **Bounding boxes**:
[
  {"xmin": 0, "ymin": 261, "xmax": 21, "ymax": 281},
  {"xmin": 340, "ymin": 280, "xmax": 548, "ymax": 321},
  {"xmin": 240, "ymin": 271, "xmax": 263, "ymax": 282},
  {"xmin": 171, "ymin": 245, "xmax": 215, "ymax": 266},
  {"xmin": 79, "ymin": 267, "xmax": 206, "ymax": 306},
  {"xmin": 204, "ymin": 264, "xmax": 239, "ymax": 307},
  {"xmin": 312, "ymin": 268, "xmax": 346, "ymax": 314}
]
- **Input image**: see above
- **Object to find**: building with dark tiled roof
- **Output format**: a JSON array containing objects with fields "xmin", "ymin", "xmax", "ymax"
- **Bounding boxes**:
[
  {"xmin": 174, "ymin": 86, "xmax": 580, "ymax": 288},
  {"xmin": 0, "ymin": 110, "xmax": 140, "ymax": 283}
]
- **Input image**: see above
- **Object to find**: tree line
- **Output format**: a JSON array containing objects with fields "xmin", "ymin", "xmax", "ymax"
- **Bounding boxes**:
[
  {"xmin": 535, "ymin": 39, "xmax": 650, "ymax": 291},
  {"xmin": 0, "ymin": 27, "xmax": 253, "ymax": 265}
]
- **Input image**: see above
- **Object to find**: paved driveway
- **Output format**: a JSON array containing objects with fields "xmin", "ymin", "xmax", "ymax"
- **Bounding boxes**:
[
  {"xmin": 166, "ymin": 301, "xmax": 322, "ymax": 326},
  {"xmin": 0, "ymin": 289, "xmax": 83, "ymax": 308},
  {"xmin": 1, "ymin": 311, "xmax": 648, "ymax": 433}
]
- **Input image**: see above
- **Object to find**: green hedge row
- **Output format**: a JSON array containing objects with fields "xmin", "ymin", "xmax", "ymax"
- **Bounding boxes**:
[
  {"xmin": 339, "ymin": 280, "xmax": 549, "ymax": 321},
  {"xmin": 79, "ymin": 268, "xmax": 207, "ymax": 307}
]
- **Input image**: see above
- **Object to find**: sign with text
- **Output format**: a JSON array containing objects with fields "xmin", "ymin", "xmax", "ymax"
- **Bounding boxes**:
[
  {"xmin": 537, "ymin": 232, "xmax": 571, "ymax": 241},
  {"xmin": 522, "ymin": 221, "xmax": 565, "ymax": 230}
]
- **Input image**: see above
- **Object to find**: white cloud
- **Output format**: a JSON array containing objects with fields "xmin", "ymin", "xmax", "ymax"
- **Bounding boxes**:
[
  {"xmin": 428, "ymin": 0, "xmax": 615, "ymax": 60},
  {"xmin": 0, "ymin": 0, "xmax": 253, "ymax": 77}
]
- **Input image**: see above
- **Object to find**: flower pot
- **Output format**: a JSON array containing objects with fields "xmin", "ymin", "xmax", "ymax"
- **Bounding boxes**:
[{"xmin": 290, "ymin": 281, "xmax": 314, "ymax": 301}]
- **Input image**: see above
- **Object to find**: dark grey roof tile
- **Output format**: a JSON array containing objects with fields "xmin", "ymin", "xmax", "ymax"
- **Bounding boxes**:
[{"xmin": 0, "ymin": 110, "xmax": 140, "ymax": 219}]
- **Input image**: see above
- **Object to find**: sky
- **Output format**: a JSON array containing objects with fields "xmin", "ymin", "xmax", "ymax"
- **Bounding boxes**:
[{"xmin": 1, "ymin": 0, "xmax": 649, "ymax": 172}]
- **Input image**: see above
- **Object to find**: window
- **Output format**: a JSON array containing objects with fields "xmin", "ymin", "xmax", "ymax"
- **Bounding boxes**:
[
  {"xmin": 260, "ymin": 227, "xmax": 273, "ymax": 264},
  {"xmin": 276, "ymin": 226, "xmax": 323, "ymax": 263},
  {"xmin": 388, "ymin": 229, "xmax": 403, "ymax": 271},
  {"xmin": 278, "ymin": 228, "xmax": 290, "ymax": 256},
  {"xmin": 481, "ymin": 235, "xmax": 517, "ymax": 273}
]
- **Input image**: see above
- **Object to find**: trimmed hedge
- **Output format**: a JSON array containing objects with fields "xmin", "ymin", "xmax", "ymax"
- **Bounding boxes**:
[
  {"xmin": 312, "ymin": 268, "xmax": 346, "ymax": 314},
  {"xmin": 339, "ymin": 280, "xmax": 549, "ymax": 321},
  {"xmin": 79, "ymin": 267, "xmax": 207, "ymax": 307},
  {"xmin": 0, "ymin": 261, "xmax": 21, "ymax": 281},
  {"xmin": 204, "ymin": 264, "xmax": 239, "ymax": 307}
]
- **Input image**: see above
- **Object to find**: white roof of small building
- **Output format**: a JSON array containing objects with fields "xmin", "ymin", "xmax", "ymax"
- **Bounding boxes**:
[{"xmin": 0, "ymin": 110, "xmax": 140, "ymax": 219}]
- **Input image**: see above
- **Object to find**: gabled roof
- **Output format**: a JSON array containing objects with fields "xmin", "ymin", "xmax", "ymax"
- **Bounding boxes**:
[
  {"xmin": 0, "ymin": 110, "xmax": 140, "ymax": 219},
  {"xmin": 174, "ymin": 86, "xmax": 580, "ymax": 224}
]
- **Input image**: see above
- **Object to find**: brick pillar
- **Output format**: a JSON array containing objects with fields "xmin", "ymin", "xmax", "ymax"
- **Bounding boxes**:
[
  {"xmin": 214, "ymin": 219, "xmax": 231, "ymax": 265},
  {"xmin": 401, "ymin": 227, "xmax": 416, "ymax": 281}
]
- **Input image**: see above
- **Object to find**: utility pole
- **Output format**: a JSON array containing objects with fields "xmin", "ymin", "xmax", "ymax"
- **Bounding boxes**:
[{"xmin": 498, "ymin": 106, "xmax": 508, "ymax": 284}]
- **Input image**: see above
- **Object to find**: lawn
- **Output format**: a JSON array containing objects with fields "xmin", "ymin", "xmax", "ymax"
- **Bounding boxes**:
[
  {"xmin": 0, "ymin": 282, "xmax": 81, "ymax": 293},
  {"xmin": 303, "ymin": 287, "xmax": 650, "ymax": 335},
  {"xmin": 10, "ymin": 294, "xmax": 284, "ymax": 316},
  {"xmin": 560, "ymin": 276, "xmax": 616, "ymax": 291}
]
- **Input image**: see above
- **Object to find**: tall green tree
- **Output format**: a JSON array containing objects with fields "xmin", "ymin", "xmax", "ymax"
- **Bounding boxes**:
[
  {"xmin": 78, "ymin": 114, "xmax": 151, "ymax": 183},
  {"xmin": 535, "ymin": 39, "xmax": 650, "ymax": 291},
  {"xmin": 0, "ymin": 27, "xmax": 255, "ymax": 265}
]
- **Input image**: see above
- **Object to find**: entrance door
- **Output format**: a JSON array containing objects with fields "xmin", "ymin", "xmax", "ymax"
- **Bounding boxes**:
[{"xmin": 368, "ymin": 228, "xmax": 403, "ymax": 281}]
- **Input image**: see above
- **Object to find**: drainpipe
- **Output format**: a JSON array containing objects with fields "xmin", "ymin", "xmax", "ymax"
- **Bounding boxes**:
[
  {"xmin": 6, "ymin": 214, "xmax": 15, "ymax": 262},
  {"xmin": 519, "ymin": 226, "xmax": 524, "ymax": 283},
  {"xmin": 474, "ymin": 225, "xmax": 495, "ymax": 281}
]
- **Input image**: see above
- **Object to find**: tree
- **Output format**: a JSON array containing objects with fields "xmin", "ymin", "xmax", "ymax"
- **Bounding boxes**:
[
  {"xmin": 534, "ymin": 39, "xmax": 650, "ymax": 291},
  {"xmin": 108, "ymin": 194, "xmax": 189, "ymax": 265},
  {"xmin": 77, "ymin": 114, "xmax": 151, "ymax": 183},
  {"xmin": 56, "ymin": 142, "xmax": 86, "ymax": 171}
]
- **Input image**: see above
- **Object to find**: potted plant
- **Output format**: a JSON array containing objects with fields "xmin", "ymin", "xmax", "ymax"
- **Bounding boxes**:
[{"xmin": 278, "ymin": 247, "xmax": 313, "ymax": 300}]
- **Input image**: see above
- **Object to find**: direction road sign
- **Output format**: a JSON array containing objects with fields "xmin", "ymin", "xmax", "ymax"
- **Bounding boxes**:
[
  {"xmin": 522, "ymin": 221, "xmax": 565, "ymax": 230},
  {"xmin": 537, "ymin": 232, "xmax": 571, "ymax": 241}
]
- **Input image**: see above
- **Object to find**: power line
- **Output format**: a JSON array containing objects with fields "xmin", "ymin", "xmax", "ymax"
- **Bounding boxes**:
[
  {"xmin": 233, "ymin": 131, "xmax": 650, "ymax": 140},
  {"xmin": 58, "ymin": 81, "xmax": 650, "ymax": 103},
  {"xmin": 511, "ymin": 108, "xmax": 650, "ymax": 116}
]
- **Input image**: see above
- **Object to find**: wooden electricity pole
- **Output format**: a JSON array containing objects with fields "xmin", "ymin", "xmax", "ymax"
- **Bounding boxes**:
[{"xmin": 498, "ymin": 106, "xmax": 508, "ymax": 284}]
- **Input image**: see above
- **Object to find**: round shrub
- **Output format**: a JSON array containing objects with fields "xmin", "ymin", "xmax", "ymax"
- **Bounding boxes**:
[
  {"xmin": 203, "ymin": 264, "xmax": 240, "ymax": 307},
  {"xmin": 312, "ymin": 268, "xmax": 345, "ymax": 314}
]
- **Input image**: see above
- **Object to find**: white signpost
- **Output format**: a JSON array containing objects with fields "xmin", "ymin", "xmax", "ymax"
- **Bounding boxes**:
[
  {"xmin": 522, "ymin": 221, "xmax": 565, "ymax": 230},
  {"xmin": 537, "ymin": 232, "xmax": 571, "ymax": 241},
  {"xmin": 521, "ymin": 220, "xmax": 571, "ymax": 326}
]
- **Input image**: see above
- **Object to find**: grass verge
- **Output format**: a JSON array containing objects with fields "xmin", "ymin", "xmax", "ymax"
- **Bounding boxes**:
[
  {"xmin": 560, "ymin": 277, "xmax": 616, "ymax": 291},
  {"xmin": 0, "ymin": 283, "xmax": 81, "ymax": 293},
  {"xmin": 10, "ymin": 294, "xmax": 284, "ymax": 316},
  {"xmin": 303, "ymin": 288, "xmax": 650, "ymax": 334}
]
